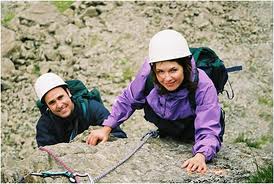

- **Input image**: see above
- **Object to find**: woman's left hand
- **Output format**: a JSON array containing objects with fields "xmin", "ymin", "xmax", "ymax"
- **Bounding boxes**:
[{"xmin": 182, "ymin": 153, "xmax": 207, "ymax": 173}]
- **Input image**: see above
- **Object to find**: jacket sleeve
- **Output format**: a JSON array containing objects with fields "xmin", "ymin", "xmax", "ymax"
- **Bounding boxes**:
[
  {"xmin": 192, "ymin": 72, "xmax": 222, "ymax": 161},
  {"xmin": 103, "ymin": 59, "xmax": 151, "ymax": 128},
  {"xmin": 36, "ymin": 115, "xmax": 58, "ymax": 147}
]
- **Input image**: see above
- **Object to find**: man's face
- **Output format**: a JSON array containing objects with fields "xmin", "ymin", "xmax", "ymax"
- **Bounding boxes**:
[{"xmin": 44, "ymin": 87, "xmax": 74, "ymax": 118}]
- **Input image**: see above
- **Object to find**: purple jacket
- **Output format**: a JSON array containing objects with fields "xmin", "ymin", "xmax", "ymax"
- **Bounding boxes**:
[{"xmin": 103, "ymin": 57, "xmax": 222, "ymax": 161}]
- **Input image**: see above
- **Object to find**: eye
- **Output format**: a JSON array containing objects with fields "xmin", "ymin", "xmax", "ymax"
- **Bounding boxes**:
[
  {"xmin": 156, "ymin": 70, "xmax": 164, "ymax": 75},
  {"xmin": 57, "ymin": 95, "xmax": 64, "ymax": 101},
  {"xmin": 170, "ymin": 68, "xmax": 178, "ymax": 73},
  {"xmin": 48, "ymin": 100, "xmax": 55, "ymax": 106}
]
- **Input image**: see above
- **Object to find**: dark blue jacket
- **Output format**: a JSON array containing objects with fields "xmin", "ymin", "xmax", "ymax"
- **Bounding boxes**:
[{"xmin": 36, "ymin": 99, "xmax": 127, "ymax": 147}]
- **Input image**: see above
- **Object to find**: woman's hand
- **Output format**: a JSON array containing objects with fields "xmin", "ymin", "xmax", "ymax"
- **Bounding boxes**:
[
  {"xmin": 86, "ymin": 126, "xmax": 112, "ymax": 145},
  {"xmin": 182, "ymin": 153, "xmax": 207, "ymax": 173}
]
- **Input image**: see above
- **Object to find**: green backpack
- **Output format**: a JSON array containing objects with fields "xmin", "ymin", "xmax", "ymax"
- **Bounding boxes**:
[
  {"xmin": 190, "ymin": 47, "xmax": 228, "ymax": 94},
  {"xmin": 36, "ymin": 79, "xmax": 103, "ymax": 115}
]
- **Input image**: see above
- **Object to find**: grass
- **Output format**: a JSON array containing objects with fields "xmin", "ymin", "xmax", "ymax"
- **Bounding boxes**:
[
  {"xmin": 258, "ymin": 96, "xmax": 273, "ymax": 107},
  {"xmin": 234, "ymin": 133, "xmax": 271, "ymax": 149},
  {"xmin": 259, "ymin": 111, "xmax": 272, "ymax": 122},
  {"xmin": 114, "ymin": 59, "xmax": 135, "ymax": 82},
  {"xmin": 122, "ymin": 66, "xmax": 134, "ymax": 81},
  {"xmin": 1, "ymin": 11, "xmax": 15, "ymax": 26},
  {"xmin": 32, "ymin": 64, "xmax": 41, "ymax": 76},
  {"xmin": 116, "ymin": 59, "xmax": 127, "ymax": 65},
  {"xmin": 51, "ymin": 1, "xmax": 74, "ymax": 13},
  {"xmin": 247, "ymin": 162, "xmax": 273, "ymax": 183}
]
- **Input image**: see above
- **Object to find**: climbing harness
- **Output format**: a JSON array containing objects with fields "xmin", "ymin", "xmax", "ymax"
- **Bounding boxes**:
[{"xmin": 29, "ymin": 130, "xmax": 158, "ymax": 183}]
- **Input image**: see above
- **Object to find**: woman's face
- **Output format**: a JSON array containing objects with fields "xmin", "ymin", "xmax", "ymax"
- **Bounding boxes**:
[{"xmin": 154, "ymin": 60, "xmax": 184, "ymax": 91}]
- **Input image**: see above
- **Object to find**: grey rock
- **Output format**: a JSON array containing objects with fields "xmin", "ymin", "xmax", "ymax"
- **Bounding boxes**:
[
  {"xmin": 1, "ymin": 26, "xmax": 17, "ymax": 57},
  {"xmin": 1, "ymin": 1, "xmax": 273, "ymax": 183},
  {"xmin": 80, "ymin": 6, "xmax": 98, "ymax": 19},
  {"xmin": 1, "ymin": 135, "xmax": 271, "ymax": 183},
  {"xmin": 194, "ymin": 12, "xmax": 211, "ymax": 29},
  {"xmin": 77, "ymin": 58, "xmax": 90, "ymax": 70},
  {"xmin": 1, "ymin": 81, "xmax": 12, "ymax": 91},
  {"xmin": 57, "ymin": 45, "xmax": 73, "ymax": 60},
  {"xmin": 1, "ymin": 58, "xmax": 15, "ymax": 77},
  {"xmin": 55, "ymin": 23, "xmax": 79, "ymax": 45},
  {"xmin": 18, "ymin": 24, "xmax": 47, "ymax": 42},
  {"xmin": 47, "ymin": 22, "xmax": 58, "ymax": 34},
  {"xmin": 40, "ymin": 45, "xmax": 59, "ymax": 61},
  {"xmin": 71, "ymin": 27, "xmax": 90, "ymax": 47},
  {"xmin": 38, "ymin": 61, "xmax": 57, "ymax": 74},
  {"xmin": 18, "ymin": 2, "xmax": 65, "ymax": 26}
]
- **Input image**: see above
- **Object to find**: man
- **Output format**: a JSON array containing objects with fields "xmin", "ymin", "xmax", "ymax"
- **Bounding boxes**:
[{"xmin": 34, "ymin": 72, "xmax": 127, "ymax": 147}]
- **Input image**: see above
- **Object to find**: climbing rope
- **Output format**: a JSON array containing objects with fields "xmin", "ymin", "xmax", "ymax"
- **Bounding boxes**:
[
  {"xmin": 30, "ymin": 130, "xmax": 158, "ymax": 183},
  {"xmin": 39, "ymin": 146, "xmax": 82, "ymax": 183},
  {"xmin": 92, "ymin": 129, "xmax": 159, "ymax": 182}
]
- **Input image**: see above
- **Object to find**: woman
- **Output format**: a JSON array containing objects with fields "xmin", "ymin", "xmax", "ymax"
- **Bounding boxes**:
[{"xmin": 86, "ymin": 29, "xmax": 223, "ymax": 173}]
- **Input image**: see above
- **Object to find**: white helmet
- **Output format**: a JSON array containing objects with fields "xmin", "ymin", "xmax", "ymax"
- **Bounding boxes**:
[
  {"xmin": 149, "ymin": 29, "xmax": 191, "ymax": 63},
  {"xmin": 34, "ymin": 73, "xmax": 67, "ymax": 101}
]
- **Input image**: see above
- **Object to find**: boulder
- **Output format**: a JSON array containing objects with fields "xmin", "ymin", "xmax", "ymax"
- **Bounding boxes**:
[
  {"xmin": 18, "ymin": 2, "xmax": 66, "ymax": 26},
  {"xmin": 1, "ymin": 26, "xmax": 17, "ymax": 57},
  {"xmin": 1, "ymin": 129, "xmax": 270, "ymax": 183},
  {"xmin": 1, "ymin": 58, "xmax": 15, "ymax": 78}
]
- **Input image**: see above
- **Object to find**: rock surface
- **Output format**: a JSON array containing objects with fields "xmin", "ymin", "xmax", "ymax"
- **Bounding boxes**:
[{"xmin": 1, "ymin": 1, "xmax": 273, "ymax": 183}]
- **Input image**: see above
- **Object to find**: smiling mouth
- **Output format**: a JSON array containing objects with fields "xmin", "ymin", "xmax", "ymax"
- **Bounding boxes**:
[
  {"xmin": 165, "ymin": 82, "xmax": 175, "ymax": 86},
  {"xmin": 59, "ymin": 106, "xmax": 68, "ymax": 113}
]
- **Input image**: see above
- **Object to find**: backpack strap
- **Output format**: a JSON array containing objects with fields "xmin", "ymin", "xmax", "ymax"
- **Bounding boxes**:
[
  {"xmin": 69, "ymin": 119, "xmax": 78, "ymax": 142},
  {"xmin": 69, "ymin": 98, "xmax": 87, "ymax": 142},
  {"xmin": 226, "ymin": 65, "xmax": 242, "ymax": 73},
  {"xmin": 188, "ymin": 68, "xmax": 199, "ymax": 112},
  {"xmin": 144, "ymin": 72, "xmax": 154, "ymax": 96},
  {"xmin": 36, "ymin": 100, "xmax": 48, "ymax": 114}
]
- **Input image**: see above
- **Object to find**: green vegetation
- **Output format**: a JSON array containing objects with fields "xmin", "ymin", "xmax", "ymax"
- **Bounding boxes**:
[
  {"xmin": 32, "ymin": 64, "xmax": 41, "ymax": 76},
  {"xmin": 258, "ymin": 96, "xmax": 273, "ymax": 107},
  {"xmin": 259, "ymin": 111, "xmax": 272, "ymax": 122},
  {"xmin": 117, "ymin": 59, "xmax": 128, "ymax": 65},
  {"xmin": 90, "ymin": 35, "xmax": 99, "ymax": 47},
  {"xmin": 234, "ymin": 133, "xmax": 271, "ymax": 149},
  {"xmin": 247, "ymin": 162, "xmax": 273, "ymax": 183},
  {"xmin": 116, "ymin": 59, "xmax": 135, "ymax": 82},
  {"xmin": 1, "ymin": 11, "xmax": 15, "ymax": 26},
  {"xmin": 122, "ymin": 66, "xmax": 134, "ymax": 81},
  {"xmin": 51, "ymin": 1, "xmax": 74, "ymax": 13},
  {"xmin": 249, "ymin": 65, "xmax": 256, "ymax": 73}
]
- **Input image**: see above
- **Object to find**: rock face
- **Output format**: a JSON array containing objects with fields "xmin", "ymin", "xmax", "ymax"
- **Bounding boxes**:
[
  {"xmin": 1, "ymin": 26, "xmax": 17, "ymax": 57},
  {"xmin": 1, "ymin": 1, "xmax": 273, "ymax": 183},
  {"xmin": 1, "ymin": 131, "xmax": 270, "ymax": 183}
]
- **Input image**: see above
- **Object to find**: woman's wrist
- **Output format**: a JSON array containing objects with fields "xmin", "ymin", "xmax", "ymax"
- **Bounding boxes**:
[
  {"xmin": 195, "ymin": 152, "xmax": 206, "ymax": 160},
  {"xmin": 103, "ymin": 126, "xmax": 112, "ymax": 134}
]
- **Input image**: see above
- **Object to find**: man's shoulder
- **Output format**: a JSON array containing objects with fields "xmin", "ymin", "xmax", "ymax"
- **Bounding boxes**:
[{"xmin": 36, "ymin": 111, "xmax": 53, "ymax": 128}]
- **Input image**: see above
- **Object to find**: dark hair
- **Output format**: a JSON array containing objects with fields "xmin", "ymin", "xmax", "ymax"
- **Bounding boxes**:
[{"xmin": 151, "ymin": 56, "xmax": 197, "ymax": 94}]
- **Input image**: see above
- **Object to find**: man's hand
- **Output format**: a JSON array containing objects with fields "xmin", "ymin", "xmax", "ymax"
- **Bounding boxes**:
[
  {"xmin": 182, "ymin": 153, "xmax": 207, "ymax": 173},
  {"xmin": 86, "ymin": 126, "xmax": 112, "ymax": 145}
]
